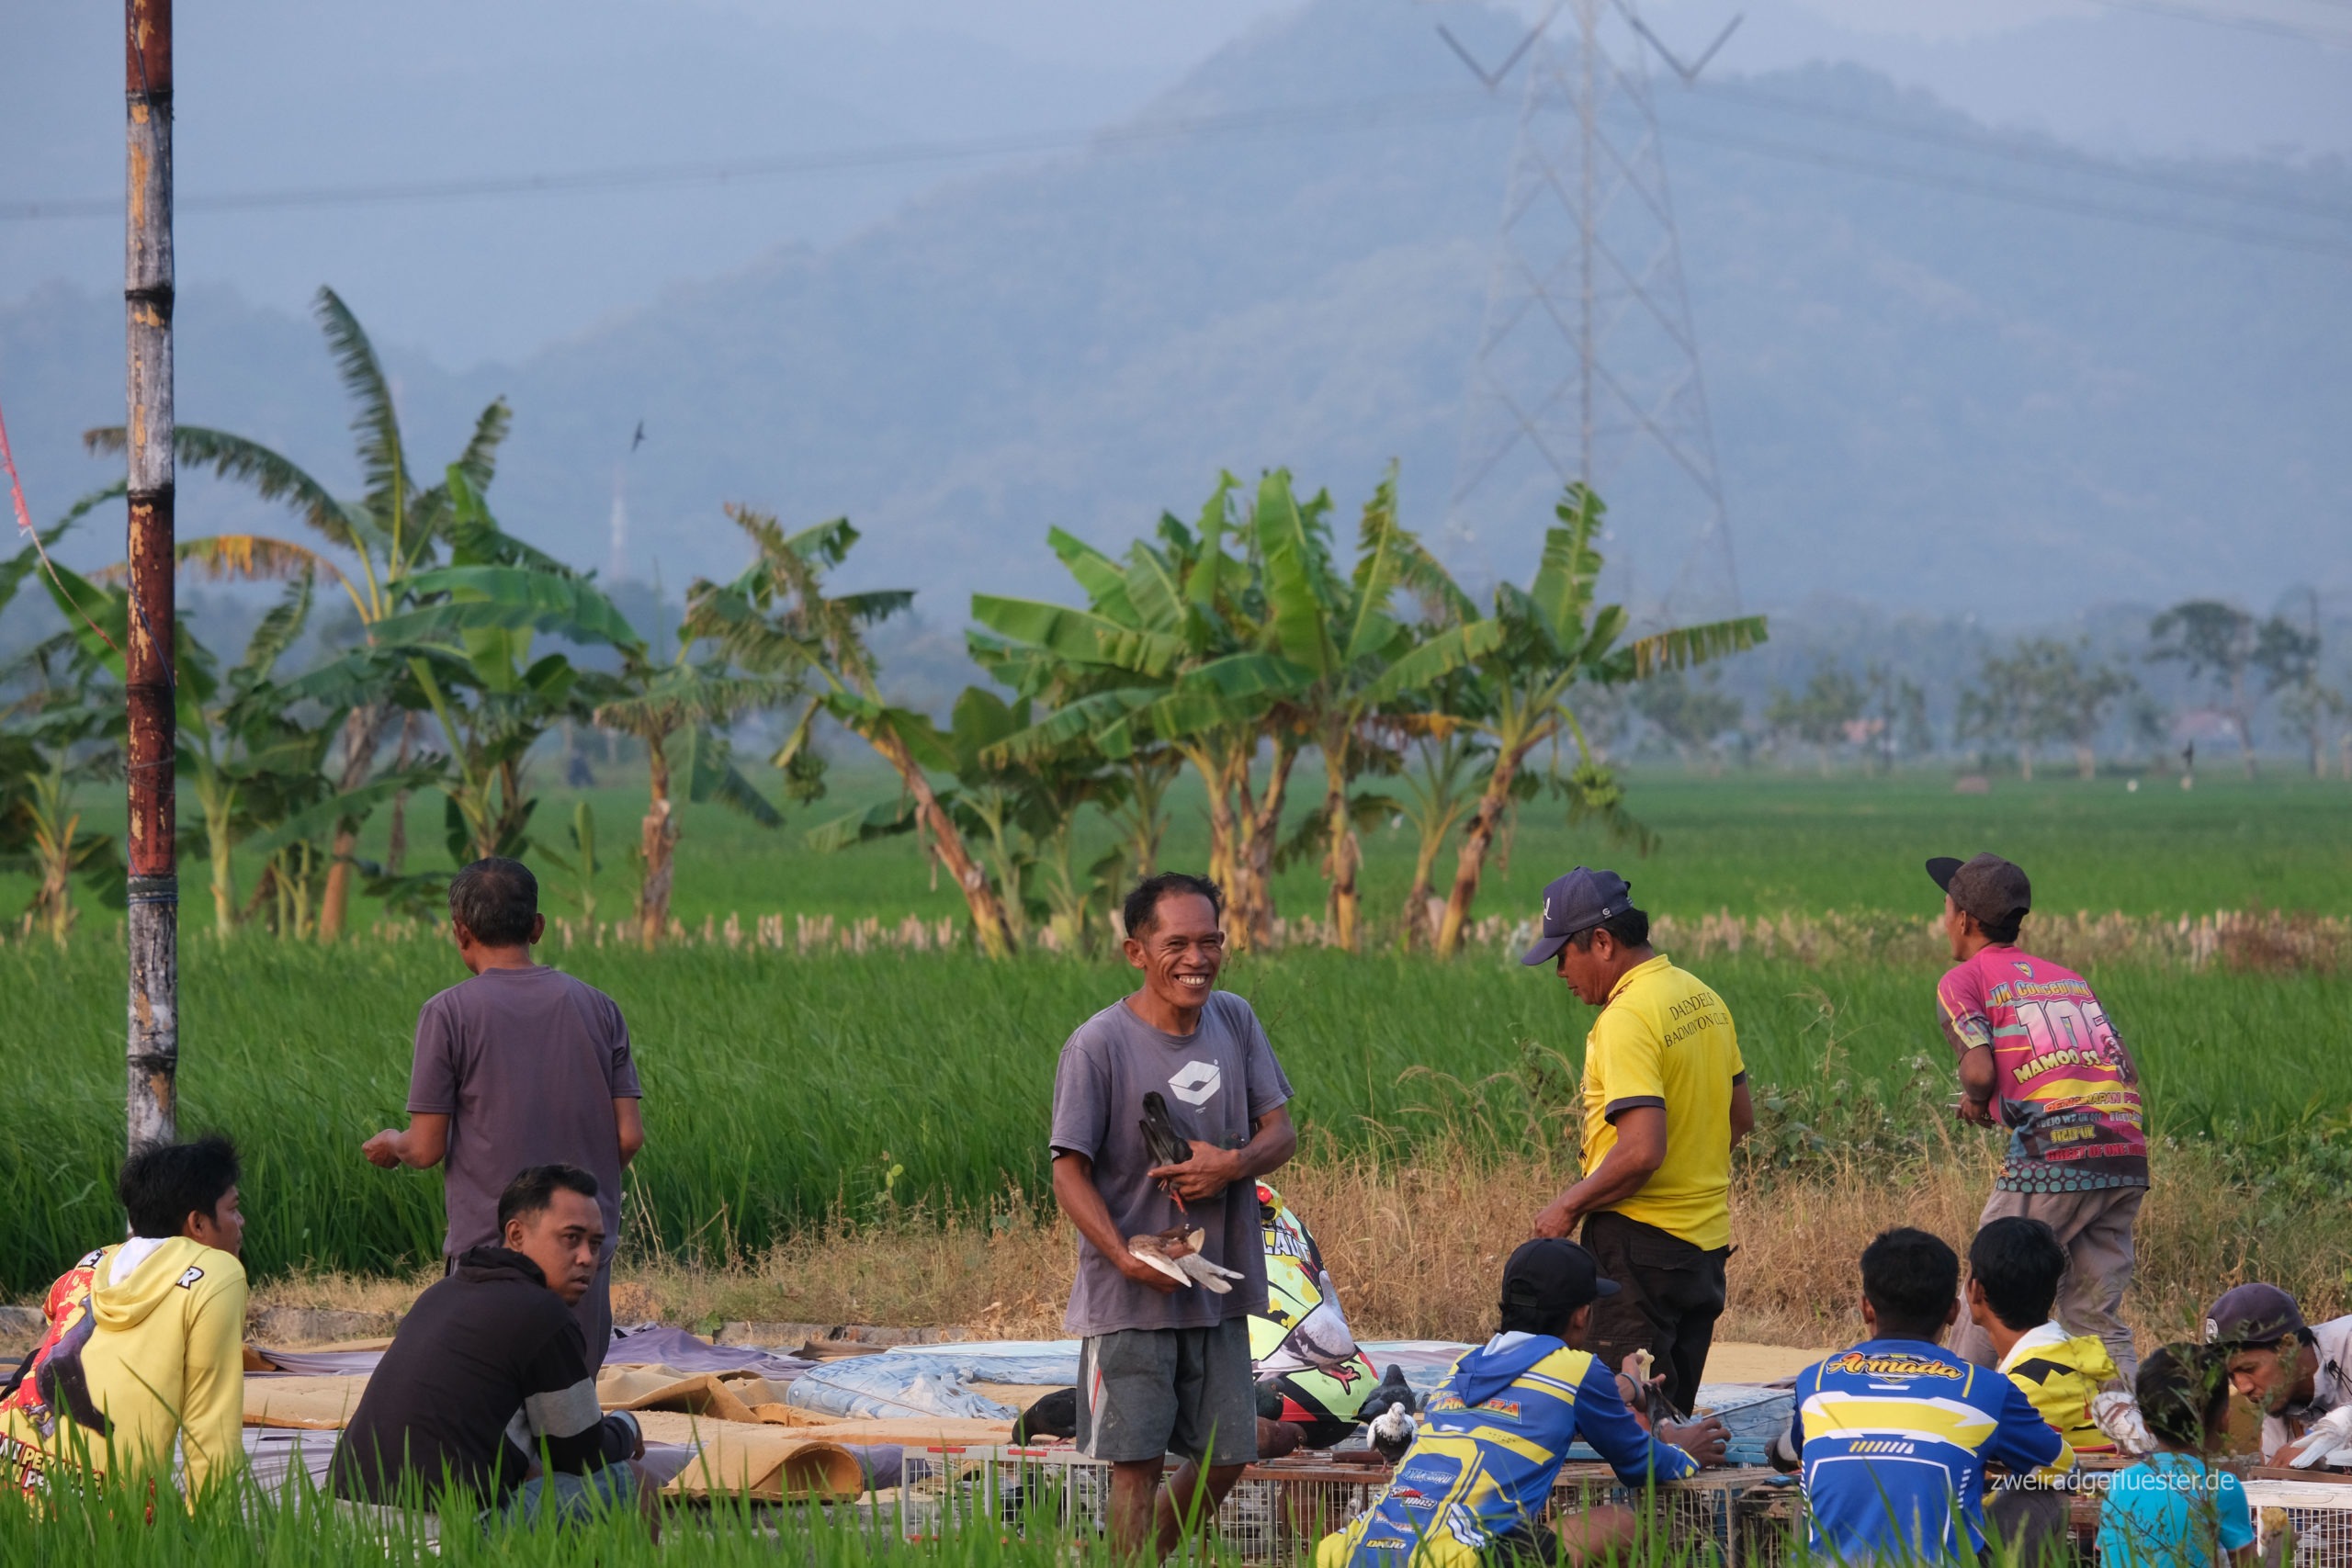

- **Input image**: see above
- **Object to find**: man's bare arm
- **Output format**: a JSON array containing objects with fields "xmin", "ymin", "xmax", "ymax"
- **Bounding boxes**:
[
  {"xmin": 616, "ymin": 1100, "xmax": 645, "ymax": 1167},
  {"xmin": 1729, "ymin": 1078, "xmax": 1756, "ymax": 1149},
  {"xmin": 1052, "ymin": 1152, "xmax": 1181, "ymax": 1293},
  {"xmin": 1532, "ymin": 1105, "xmax": 1666, "ymax": 1239},
  {"xmin": 361, "ymin": 1113, "xmax": 450, "ymax": 1170},
  {"xmin": 1956, "ymin": 1045, "xmax": 1998, "ymax": 1125},
  {"xmin": 1146, "ymin": 1105, "xmax": 1296, "ymax": 1205}
]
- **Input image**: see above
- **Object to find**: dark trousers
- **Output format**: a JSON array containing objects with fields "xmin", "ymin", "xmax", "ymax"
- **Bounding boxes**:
[
  {"xmin": 1580, "ymin": 1211, "xmax": 1729, "ymax": 1416},
  {"xmin": 1486, "ymin": 1521, "xmax": 1560, "ymax": 1568}
]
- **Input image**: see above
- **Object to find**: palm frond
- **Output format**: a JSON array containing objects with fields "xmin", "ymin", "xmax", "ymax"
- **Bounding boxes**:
[
  {"xmin": 234, "ymin": 573, "xmax": 315, "ymax": 685},
  {"xmin": 804, "ymin": 795, "xmax": 921, "ymax": 854},
  {"xmin": 451, "ymin": 398, "xmax": 512, "ymax": 494},
  {"xmin": 313, "ymin": 287, "xmax": 411, "ymax": 515},
  {"xmin": 1254, "ymin": 469, "xmax": 1337, "ymax": 680},
  {"xmin": 1046, "ymin": 527, "xmax": 1133, "ymax": 614},
  {"xmin": 376, "ymin": 565, "xmax": 640, "ymax": 651},
  {"xmin": 92, "ymin": 425, "xmax": 368, "ymax": 558},
  {"xmin": 1527, "ymin": 484, "xmax": 1607, "ymax": 649},
  {"xmin": 680, "ymin": 727, "xmax": 784, "ymax": 828},
  {"xmin": 0, "ymin": 511, "xmax": 89, "ymax": 621},
  {"xmin": 1184, "ymin": 474, "xmax": 1236, "ymax": 615},
  {"xmin": 176, "ymin": 535, "xmax": 346, "ymax": 585},
  {"xmin": 1615, "ymin": 615, "xmax": 1771, "ymax": 680}
]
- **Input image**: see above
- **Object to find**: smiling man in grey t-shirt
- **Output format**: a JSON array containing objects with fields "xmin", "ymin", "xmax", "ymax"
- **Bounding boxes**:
[{"xmin": 1050, "ymin": 872, "xmax": 1296, "ymax": 1562}]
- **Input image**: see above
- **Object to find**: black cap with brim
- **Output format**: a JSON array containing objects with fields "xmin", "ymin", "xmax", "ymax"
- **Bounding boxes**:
[
  {"xmin": 1927, "ymin": 852, "xmax": 2031, "ymax": 928},
  {"xmin": 1499, "ymin": 1237, "xmax": 1620, "ymax": 1323}
]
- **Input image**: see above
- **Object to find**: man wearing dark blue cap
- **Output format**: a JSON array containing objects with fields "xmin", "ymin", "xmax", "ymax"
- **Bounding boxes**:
[
  {"xmin": 1314, "ymin": 1237, "xmax": 1725, "ymax": 1568},
  {"xmin": 2206, "ymin": 1282, "xmax": 2352, "ymax": 1465},
  {"xmin": 1521, "ymin": 868, "xmax": 1750, "ymax": 1416}
]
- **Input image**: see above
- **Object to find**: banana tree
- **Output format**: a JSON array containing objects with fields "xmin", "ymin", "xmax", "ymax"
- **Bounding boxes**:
[
  {"xmin": 2, "ymin": 541, "xmax": 128, "ymax": 939},
  {"xmin": 0, "ymin": 689, "xmax": 124, "ymax": 942},
  {"xmin": 1386, "ymin": 722, "xmax": 1490, "ymax": 952},
  {"xmin": 175, "ymin": 573, "xmax": 338, "ymax": 938},
  {"xmin": 594, "ymin": 651, "xmax": 791, "ymax": 949},
  {"xmin": 685, "ymin": 507, "xmax": 1015, "ymax": 957},
  {"xmin": 967, "ymin": 601, "xmax": 1181, "ymax": 886},
  {"xmin": 286, "ymin": 470, "xmax": 636, "ymax": 872},
  {"xmin": 972, "ymin": 478, "xmax": 1312, "ymax": 950},
  {"xmin": 1429, "ymin": 485, "xmax": 1769, "ymax": 957},
  {"xmin": 86, "ymin": 286, "xmax": 515, "ymax": 939},
  {"xmin": 1251, "ymin": 468, "xmax": 1500, "ymax": 950},
  {"xmin": 941, "ymin": 687, "xmax": 1130, "ymax": 953}
]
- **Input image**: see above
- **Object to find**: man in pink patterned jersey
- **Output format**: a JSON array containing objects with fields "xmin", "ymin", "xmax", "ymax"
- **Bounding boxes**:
[{"xmin": 1929, "ymin": 852, "xmax": 2147, "ymax": 1381}]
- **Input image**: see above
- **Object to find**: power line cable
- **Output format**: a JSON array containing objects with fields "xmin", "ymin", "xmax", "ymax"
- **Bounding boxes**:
[
  {"xmin": 2073, "ymin": 0, "xmax": 2352, "ymax": 47},
  {"xmin": 1667, "ymin": 119, "xmax": 2352, "ymax": 259},
  {"xmin": 0, "ymin": 88, "xmax": 1496, "ymax": 221},
  {"xmin": 2, "ymin": 81, "xmax": 2345, "ymax": 261},
  {"xmin": 1685, "ymin": 79, "xmax": 2352, "ymax": 225}
]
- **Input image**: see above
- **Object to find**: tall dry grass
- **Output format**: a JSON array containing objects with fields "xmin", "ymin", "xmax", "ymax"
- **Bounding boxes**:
[{"xmin": 248, "ymin": 1143, "xmax": 2347, "ymax": 1354}]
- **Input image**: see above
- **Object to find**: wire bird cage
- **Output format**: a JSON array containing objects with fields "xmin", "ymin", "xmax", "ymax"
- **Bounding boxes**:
[
  {"xmin": 899, "ymin": 1448, "xmax": 1789, "ymax": 1566},
  {"xmin": 2247, "ymin": 1479, "xmax": 2352, "ymax": 1568}
]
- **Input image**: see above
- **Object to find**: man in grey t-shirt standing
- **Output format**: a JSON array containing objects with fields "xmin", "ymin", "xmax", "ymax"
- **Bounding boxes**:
[
  {"xmin": 361, "ymin": 858, "xmax": 645, "ymax": 1371},
  {"xmin": 1050, "ymin": 872, "xmax": 1296, "ymax": 1562}
]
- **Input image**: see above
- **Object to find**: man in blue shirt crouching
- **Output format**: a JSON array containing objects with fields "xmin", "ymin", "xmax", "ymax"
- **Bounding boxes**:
[{"xmin": 1317, "ymin": 1238, "xmax": 1727, "ymax": 1568}]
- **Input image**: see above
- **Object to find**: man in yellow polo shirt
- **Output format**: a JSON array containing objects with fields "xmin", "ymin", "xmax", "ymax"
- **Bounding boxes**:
[{"xmin": 1524, "ymin": 867, "xmax": 1752, "ymax": 1416}]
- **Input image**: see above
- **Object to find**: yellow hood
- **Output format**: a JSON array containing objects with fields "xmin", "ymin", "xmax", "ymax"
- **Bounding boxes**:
[{"xmin": 93, "ymin": 1236, "xmax": 239, "ymax": 1333}]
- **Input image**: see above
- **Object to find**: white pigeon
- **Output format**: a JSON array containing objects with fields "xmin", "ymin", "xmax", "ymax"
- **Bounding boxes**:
[
  {"xmin": 2092, "ymin": 1392, "xmax": 2155, "ymax": 1456},
  {"xmin": 1370, "ymin": 1405, "xmax": 1418, "ymax": 1462},
  {"xmin": 1173, "ymin": 1250, "xmax": 1245, "ymax": 1294},
  {"xmin": 1126, "ymin": 1227, "xmax": 1244, "ymax": 1293},
  {"xmin": 2286, "ymin": 1405, "xmax": 2352, "ymax": 1470},
  {"xmin": 1128, "ymin": 1233, "xmax": 1193, "ymax": 1287}
]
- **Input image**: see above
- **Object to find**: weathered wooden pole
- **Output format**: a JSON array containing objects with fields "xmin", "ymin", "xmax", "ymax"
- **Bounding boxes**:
[{"xmin": 124, "ymin": 0, "xmax": 177, "ymax": 1152}]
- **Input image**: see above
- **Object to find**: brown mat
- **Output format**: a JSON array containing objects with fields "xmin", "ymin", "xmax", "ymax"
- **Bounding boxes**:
[
  {"xmin": 243, "ymin": 1375, "xmax": 372, "ymax": 1429},
  {"xmin": 631, "ymin": 1411, "xmax": 865, "ymax": 1500},
  {"xmin": 972, "ymin": 1381, "xmax": 1067, "ymax": 1411},
  {"xmin": 596, "ymin": 1366, "xmax": 818, "ymax": 1424},
  {"xmin": 1702, "ymin": 1342, "xmax": 1829, "ymax": 1383},
  {"xmin": 797, "ymin": 1415, "xmax": 1017, "ymax": 1447}
]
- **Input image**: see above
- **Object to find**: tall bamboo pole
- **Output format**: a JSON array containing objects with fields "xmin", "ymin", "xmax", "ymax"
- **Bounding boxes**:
[{"xmin": 124, "ymin": 0, "xmax": 177, "ymax": 1152}]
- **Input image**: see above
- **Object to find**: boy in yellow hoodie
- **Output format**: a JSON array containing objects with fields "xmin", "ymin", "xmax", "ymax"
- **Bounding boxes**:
[
  {"xmin": 0, "ymin": 1135, "xmax": 247, "ymax": 1503},
  {"xmin": 1966, "ymin": 1215, "xmax": 2147, "ymax": 1567}
]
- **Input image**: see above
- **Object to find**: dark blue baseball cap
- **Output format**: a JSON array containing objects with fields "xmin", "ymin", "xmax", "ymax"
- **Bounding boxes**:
[{"xmin": 1520, "ymin": 866, "xmax": 1634, "ymax": 967}]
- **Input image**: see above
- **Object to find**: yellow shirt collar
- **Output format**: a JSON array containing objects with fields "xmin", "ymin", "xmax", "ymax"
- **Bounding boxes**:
[{"xmin": 1604, "ymin": 952, "xmax": 1672, "ymax": 1007}]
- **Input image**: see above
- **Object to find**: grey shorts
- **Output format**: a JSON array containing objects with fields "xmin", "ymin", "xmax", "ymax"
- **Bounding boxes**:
[{"xmin": 1077, "ymin": 1318, "xmax": 1258, "ymax": 1467}]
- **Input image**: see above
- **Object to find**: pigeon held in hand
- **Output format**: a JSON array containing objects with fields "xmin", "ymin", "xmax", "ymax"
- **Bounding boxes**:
[
  {"xmin": 1127, "ymin": 1226, "xmax": 1244, "ymax": 1292},
  {"xmin": 1139, "ymin": 1092, "xmax": 1194, "ymax": 1212}
]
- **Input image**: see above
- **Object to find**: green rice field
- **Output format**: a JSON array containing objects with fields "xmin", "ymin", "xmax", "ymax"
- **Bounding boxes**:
[
  {"xmin": 6, "ymin": 922, "xmax": 2346, "ymax": 1294},
  {"xmin": 9, "ymin": 765, "xmax": 2352, "ymax": 935},
  {"xmin": 2, "ymin": 769, "xmax": 2346, "ymax": 1294}
]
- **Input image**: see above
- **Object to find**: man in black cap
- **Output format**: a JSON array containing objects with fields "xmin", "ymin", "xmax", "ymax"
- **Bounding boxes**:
[
  {"xmin": 1521, "ymin": 867, "xmax": 1751, "ymax": 1416},
  {"xmin": 2205, "ymin": 1282, "xmax": 2352, "ymax": 1465},
  {"xmin": 1313, "ymin": 1238, "xmax": 1726, "ymax": 1568},
  {"xmin": 1929, "ymin": 852, "xmax": 2149, "ymax": 1380}
]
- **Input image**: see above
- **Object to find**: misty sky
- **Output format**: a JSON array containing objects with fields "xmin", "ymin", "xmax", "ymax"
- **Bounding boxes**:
[{"xmin": 3, "ymin": 0, "xmax": 2347, "ymax": 366}]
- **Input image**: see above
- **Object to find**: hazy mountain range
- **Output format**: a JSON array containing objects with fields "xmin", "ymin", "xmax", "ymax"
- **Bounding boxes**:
[{"xmin": 4, "ymin": 0, "xmax": 2349, "ymax": 631}]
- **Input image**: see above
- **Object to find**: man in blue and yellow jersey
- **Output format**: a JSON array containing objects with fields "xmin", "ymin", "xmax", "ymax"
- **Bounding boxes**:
[
  {"xmin": 1524, "ymin": 867, "xmax": 1752, "ymax": 1416},
  {"xmin": 1777, "ymin": 1227, "xmax": 2071, "ymax": 1563},
  {"xmin": 1317, "ymin": 1239, "xmax": 1725, "ymax": 1568}
]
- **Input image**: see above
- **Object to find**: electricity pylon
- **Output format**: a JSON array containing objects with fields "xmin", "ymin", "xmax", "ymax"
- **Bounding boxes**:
[{"xmin": 1440, "ymin": 0, "xmax": 1742, "ymax": 625}]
